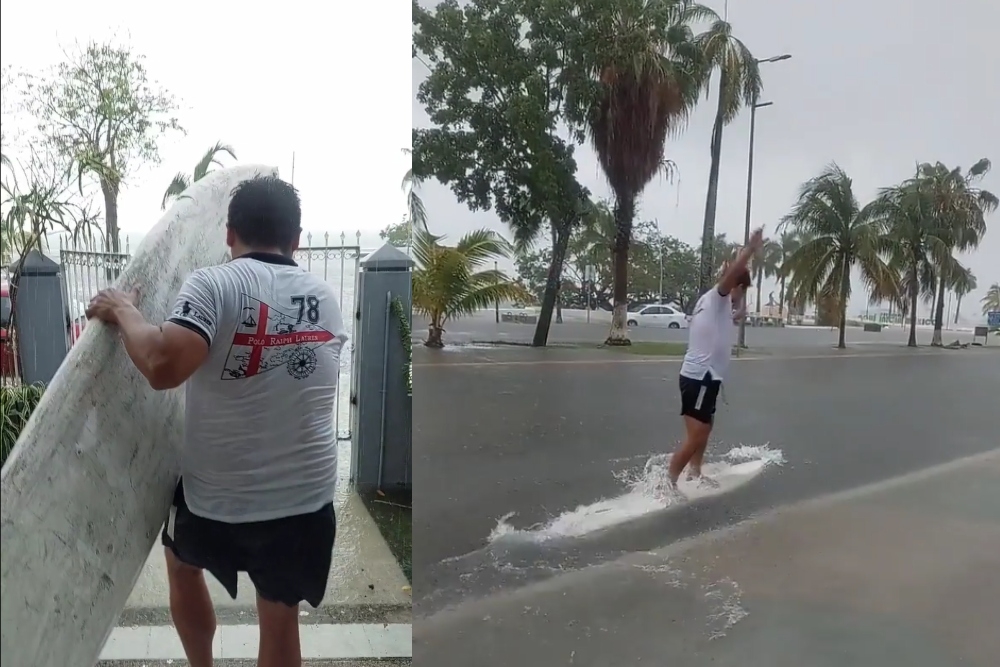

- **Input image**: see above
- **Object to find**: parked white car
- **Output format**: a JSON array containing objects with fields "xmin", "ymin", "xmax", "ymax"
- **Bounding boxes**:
[{"xmin": 627, "ymin": 304, "xmax": 690, "ymax": 329}]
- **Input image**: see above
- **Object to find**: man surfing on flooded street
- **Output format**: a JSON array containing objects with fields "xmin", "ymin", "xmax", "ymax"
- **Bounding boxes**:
[{"xmin": 667, "ymin": 227, "xmax": 764, "ymax": 494}]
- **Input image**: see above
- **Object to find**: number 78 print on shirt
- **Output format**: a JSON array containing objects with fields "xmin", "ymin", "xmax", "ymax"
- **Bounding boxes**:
[{"xmin": 222, "ymin": 294, "xmax": 336, "ymax": 381}]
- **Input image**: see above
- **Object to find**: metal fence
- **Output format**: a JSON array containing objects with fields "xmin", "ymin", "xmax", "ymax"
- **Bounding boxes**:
[
  {"xmin": 293, "ymin": 231, "xmax": 363, "ymax": 441},
  {"xmin": 59, "ymin": 236, "xmax": 132, "ymax": 348},
  {"xmin": 57, "ymin": 232, "xmax": 364, "ymax": 440}
]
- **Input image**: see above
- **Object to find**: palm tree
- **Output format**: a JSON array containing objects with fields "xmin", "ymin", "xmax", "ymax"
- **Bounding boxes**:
[
  {"xmin": 871, "ymin": 179, "xmax": 954, "ymax": 347},
  {"xmin": 412, "ymin": 228, "xmax": 527, "ymax": 348},
  {"xmin": 695, "ymin": 20, "xmax": 761, "ymax": 292},
  {"xmin": 775, "ymin": 229, "xmax": 803, "ymax": 317},
  {"xmin": 587, "ymin": 0, "xmax": 715, "ymax": 345},
  {"xmin": 910, "ymin": 160, "xmax": 997, "ymax": 345},
  {"xmin": 401, "ymin": 148, "xmax": 427, "ymax": 236},
  {"xmin": 982, "ymin": 283, "xmax": 1000, "ymax": 316},
  {"xmin": 161, "ymin": 142, "xmax": 237, "ymax": 210},
  {"xmin": 780, "ymin": 164, "xmax": 898, "ymax": 348},
  {"xmin": 751, "ymin": 237, "xmax": 781, "ymax": 315},
  {"xmin": 950, "ymin": 267, "xmax": 976, "ymax": 325}
]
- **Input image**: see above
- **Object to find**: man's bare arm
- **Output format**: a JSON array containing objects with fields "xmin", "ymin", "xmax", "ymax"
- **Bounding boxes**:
[
  {"xmin": 113, "ymin": 305, "xmax": 209, "ymax": 390},
  {"xmin": 719, "ymin": 227, "xmax": 765, "ymax": 295}
]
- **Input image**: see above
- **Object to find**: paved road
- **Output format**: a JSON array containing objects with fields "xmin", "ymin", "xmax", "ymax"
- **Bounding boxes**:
[
  {"xmin": 421, "ymin": 311, "xmax": 983, "ymax": 349},
  {"xmin": 412, "ymin": 346, "xmax": 1000, "ymax": 626},
  {"xmin": 416, "ymin": 450, "xmax": 1000, "ymax": 667}
]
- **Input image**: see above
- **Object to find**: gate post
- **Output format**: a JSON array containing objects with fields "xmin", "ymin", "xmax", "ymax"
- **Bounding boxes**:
[
  {"xmin": 351, "ymin": 243, "xmax": 413, "ymax": 495},
  {"xmin": 8, "ymin": 250, "xmax": 68, "ymax": 385}
]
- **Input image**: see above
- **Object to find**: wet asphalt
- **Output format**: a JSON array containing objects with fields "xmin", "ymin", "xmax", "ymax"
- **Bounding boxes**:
[{"xmin": 412, "ymin": 342, "xmax": 1000, "ymax": 617}]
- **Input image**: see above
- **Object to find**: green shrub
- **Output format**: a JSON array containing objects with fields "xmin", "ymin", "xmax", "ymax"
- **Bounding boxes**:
[{"xmin": 1, "ymin": 383, "xmax": 44, "ymax": 467}]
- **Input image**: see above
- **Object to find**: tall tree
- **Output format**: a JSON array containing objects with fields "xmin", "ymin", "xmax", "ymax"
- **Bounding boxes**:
[
  {"xmin": 412, "ymin": 228, "xmax": 526, "ymax": 347},
  {"xmin": 780, "ymin": 164, "xmax": 898, "ymax": 348},
  {"xmin": 161, "ymin": 142, "xmax": 237, "ymax": 209},
  {"xmin": 401, "ymin": 147, "xmax": 427, "ymax": 233},
  {"xmin": 695, "ymin": 21, "xmax": 762, "ymax": 292},
  {"xmin": 585, "ymin": 0, "xmax": 713, "ymax": 345},
  {"xmin": 775, "ymin": 229, "xmax": 803, "ymax": 316},
  {"xmin": 981, "ymin": 283, "xmax": 1000, "ymax": 316},
  {"xmin": 950, "ymin": 266, "xmax": 976, "ymax": 325},
  {"xmin": 910, "ymin": 160, "xmax": 996, "ymax": 346},
  {"xmin": 751, "ymin": 237, "xmax": 781, "ymax": 315},
  {"xmin": 23, "ymin": 42, "xmax": 183, "ymax": 252},
  {"xmin": 871, "ymin": 179, "xmax": 952, "ymax": 347},
  {"xmin": 412, "ymin": 0, "xmax": 592, "ymax": 347}
]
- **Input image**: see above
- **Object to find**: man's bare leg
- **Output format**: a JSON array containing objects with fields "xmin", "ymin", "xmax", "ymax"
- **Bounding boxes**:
[
  {"xmin": 165, "ymin": 548, "xmax": 216, "ymax": 667},
  {"xmin": 257, "ymin": 594, "xmax": 302, "ymax": 667},
  {"xmin": 669, "ymin": 416, "xmax": 712, "ymax": 486}
]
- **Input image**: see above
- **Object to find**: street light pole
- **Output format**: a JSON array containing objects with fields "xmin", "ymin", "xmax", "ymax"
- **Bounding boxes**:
[{"xmin": 737, "ymin": 53, "xmax": 790, "ymax": 350}]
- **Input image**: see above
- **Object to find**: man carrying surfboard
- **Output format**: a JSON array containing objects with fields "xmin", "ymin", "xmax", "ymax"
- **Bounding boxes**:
[
  {"xmin": 87, "ymin": 175, "xmax": 347, "ymax": 667},
  {"xmin": 666, "ymin": 227, "xmax": 764, "ymax": 493}
]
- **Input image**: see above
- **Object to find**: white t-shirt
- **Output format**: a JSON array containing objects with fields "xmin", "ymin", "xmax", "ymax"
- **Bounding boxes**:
[
  {"xmin": 167, "ymin": 252, "xmax": 348, "ymax": 523},
  {"xmin": 680, "ymin": 286, "xmax": 735, "ymax": 382}
]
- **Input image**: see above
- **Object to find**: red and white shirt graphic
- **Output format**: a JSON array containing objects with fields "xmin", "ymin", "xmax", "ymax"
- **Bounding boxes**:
[{"xmin": 222, "ymin": 296, "xmax": 338, "ymax": 381}]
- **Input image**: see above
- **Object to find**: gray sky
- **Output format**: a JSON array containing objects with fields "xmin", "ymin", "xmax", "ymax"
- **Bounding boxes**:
[
  {"xmin": 2, "ymin": 0, "xmax": 410, "ymax": 251},
  {"xmin": 412, "ymin": 0, "xmax": 1000, "ymax": 321}
]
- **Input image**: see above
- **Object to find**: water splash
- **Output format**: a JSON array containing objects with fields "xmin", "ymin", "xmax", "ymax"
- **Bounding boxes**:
[{"xmin": 488, "ymin": 444, "xmax": 785, "ymax": 544}]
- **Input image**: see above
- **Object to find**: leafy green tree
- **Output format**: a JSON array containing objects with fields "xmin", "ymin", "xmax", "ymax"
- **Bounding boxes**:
[
  {"xmin": 950, "ymin": 267, "xmax": 976, "ymax": 324},
  {"xmin": 585, "ymin": 0, "xmax": 713, "ymax": 344},
  {"xmin": 401, "ymin": 147, "xmax": 426, "ymax": 232},
  {"xmin": 380, "ymin": 219, "xmax": 412, "ymax": 248},
  {"xmin": 982, "ymin": 283, "xmax": 1000, "ymax": 316},
  {"xmin": 161, "ymin": 142, "xmax": 237, "ymax": 210},
  {"xmin": 909, "ymin": 160, "xmax": 996, "ymax": 345},
  {"xmin": 695, "ymin": 21, "xmax": 761, "ymax": 292},
  {"xmin": 775, "ymin": 229, "xmax": 803, "ymax": 315},
  {"xmin": 412, "ymin": 0, "xmax": 591, "ymax": 347},
  {"xmin": 869, "ymin": 179, "xmax": 950, "ymax": 346},
  {"xmin": 23, "ymin": 41, "xmax": 183, "ymax": 252},
  {"xmin": 751, "ymin": 237, "xmax": 782, "ymax": 315},
  {"xmin": 412, "ymin": 228, "xmax": 527, "ymax": 347},
  {"xmin": 780, "ymin": 164, "xmax": 898, "ymax": 348}
]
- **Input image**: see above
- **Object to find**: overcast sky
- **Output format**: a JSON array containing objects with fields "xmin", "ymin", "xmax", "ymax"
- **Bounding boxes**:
[
  {"xmin": 413, "ymin": 0, "xmax": 999, "ymax": 320},
  {"xmin": 2, "ymin": 0, "xmax": 411, "ymax": 251}
]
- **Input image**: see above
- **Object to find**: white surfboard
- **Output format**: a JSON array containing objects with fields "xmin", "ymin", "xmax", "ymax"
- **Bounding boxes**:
[
  {"xmin": 489, "ymin": 445, "xmax": 785, "ymax": 544},
  {"xmin": 0, "ymin": 165, "xmax": 278, "ymax": 667}
]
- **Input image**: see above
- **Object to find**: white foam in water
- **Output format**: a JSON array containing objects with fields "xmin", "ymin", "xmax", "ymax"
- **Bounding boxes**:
[{"xmin": 488, "ymin": 444, "xmax": 785, "ymax": 544}]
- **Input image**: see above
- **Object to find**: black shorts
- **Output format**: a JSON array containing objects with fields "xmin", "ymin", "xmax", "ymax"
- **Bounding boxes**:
[
  {"xmin": 161, "ymin": 480, "xmax": 336, "ymax": 608},
  {"xmin": 679, "ymin": 371, "xmax": 722, "ymax": 424}
]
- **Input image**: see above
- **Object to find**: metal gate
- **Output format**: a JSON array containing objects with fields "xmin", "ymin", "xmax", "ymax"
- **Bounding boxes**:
[
  {"xmin": 59, "ymin": 232, "xmax": 363, "ymax": 442},
  {"xmin": 59, "ymin": 236, "xmax": 132, "ymax": 348},
  {"xmin": 292, "ymin": 231, "xmax": 363, "ymax": 441}
]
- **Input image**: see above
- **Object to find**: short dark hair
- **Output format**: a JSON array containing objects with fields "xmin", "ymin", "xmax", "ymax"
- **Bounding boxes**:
[
  {"xmin": 227, "ymin": 175, "xmax": 302, "ymax": 252},
  {"xmin": 737, "ymin": 268, "xmax": 752, "ymax": 288}
]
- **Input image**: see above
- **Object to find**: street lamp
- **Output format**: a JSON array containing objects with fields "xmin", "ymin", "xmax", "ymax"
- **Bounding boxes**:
[{"xmin": 738, "ymin": 54, "xmax": 791, "ymax": 349}]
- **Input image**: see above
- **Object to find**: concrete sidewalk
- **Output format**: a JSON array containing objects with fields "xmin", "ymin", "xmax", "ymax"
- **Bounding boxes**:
[
  {"xmin": 122, "ymin": 493, "xmax": 410, "ymax": 624},
  {"xmin": 101, "ymin": 493, "xmax": 412, "ymax": 664},
  {"xmin": 415, "ymin": 450, "xmax": 1000, "ymax": 667}
]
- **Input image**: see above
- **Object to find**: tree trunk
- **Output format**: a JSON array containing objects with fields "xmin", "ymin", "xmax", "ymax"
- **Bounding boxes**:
[
  {"xmin": 907, "ymin": 274, "xmax": 919, "ymax": 347},
  {"xmin": 954, "ymin": 294, "xmax": 962, "ymax": 325},
  {"xmin": 930, "ymin": 276, "xmax": 947, "ymax": 346},
  {"xmin": 606, "ymin": 198, "xmax": 635, "ymax": 346},
  {"xmin": 778, "ymin": 275, "xmax": 786, "ymax": 317},
  {"xmin": 101, "ymin": 181, "xmax": 120, "ymax": 254},
  {"xmin": 424, "ymin": 322, "xmax": 444, "ymax": 348},
  {"xmin": 533, "ymin": 221, "xmax": 573, "ymax": 347},
  {"xmin": 837, "ymin": 263, "xmax": 850, "ymax": 348},
  {"xmin": 698, "ymin": 75, "xmax": 728, "ymax": 294},
  {"xmin": 755, "ymin": 268, "xmax": 763, "ymax": 316},
  {"xmin": 550, "ymin": 225, "xmax": 563, "ymax": 325}
]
